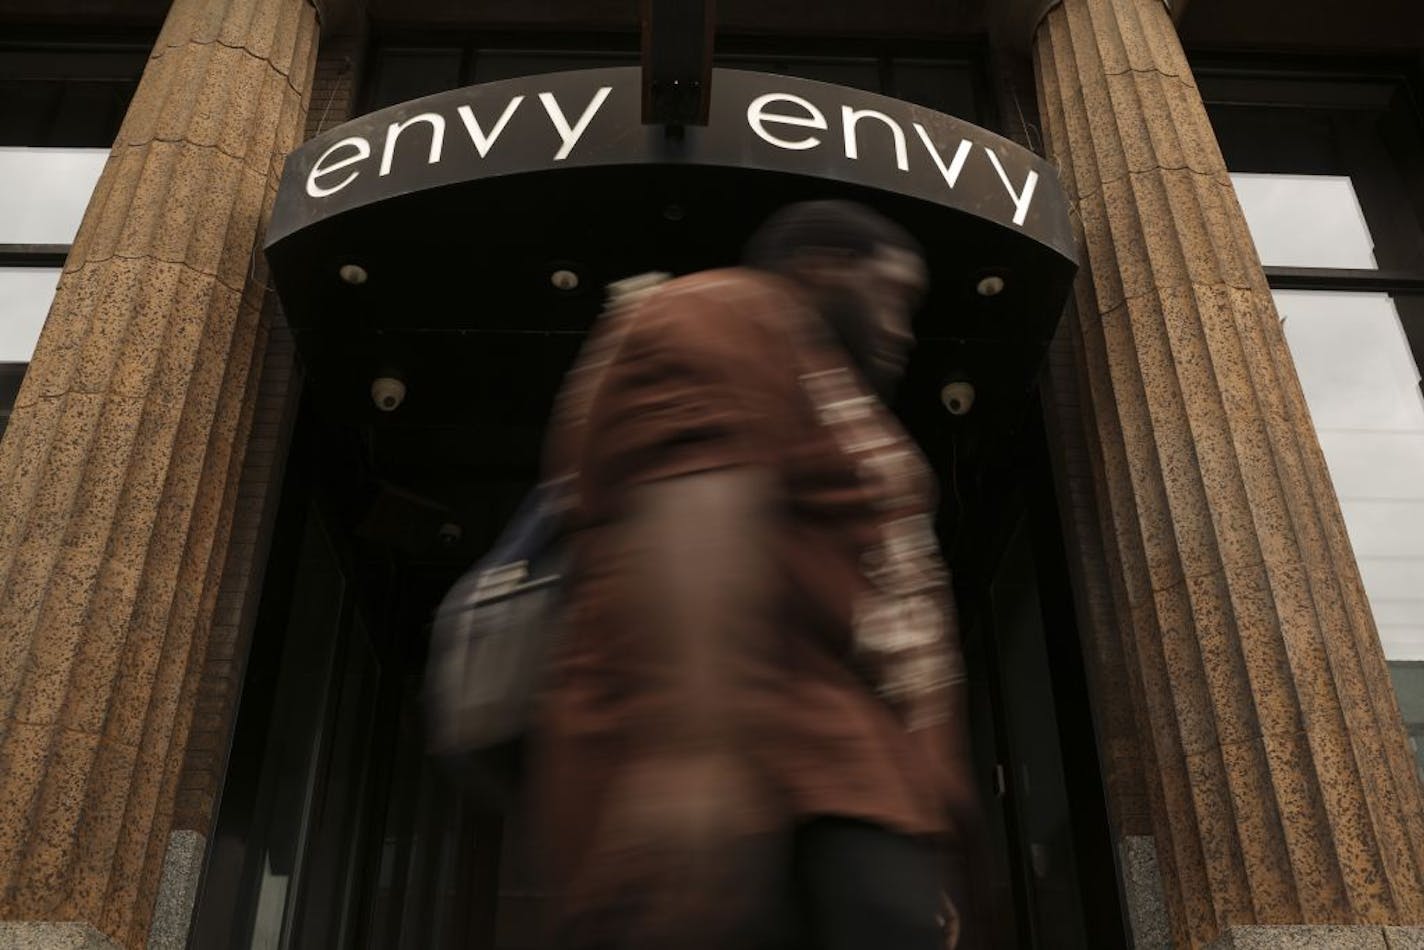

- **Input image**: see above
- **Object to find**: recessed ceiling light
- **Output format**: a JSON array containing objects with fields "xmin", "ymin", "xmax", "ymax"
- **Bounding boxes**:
[
  {"xmin": 339, "ymin": 264, "xmax": 368, "ymax": 285},
  {"xmin": 976, "ymin": 275, "xmax": 1005, "ymax": 297},
  {"xmin": 551, "ymin": 269, "xmax": 580, "ymax": 291}
]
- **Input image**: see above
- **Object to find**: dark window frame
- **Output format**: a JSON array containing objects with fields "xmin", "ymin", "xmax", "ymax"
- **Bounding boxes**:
[
  {"xmin": 0, "ymin": 33, "xmax": 150, "ymax": 146},
  {"xmin": 1193, "ymin": 53, "xmax": 1424, "ymax": 286},
  {"xmin": 1194, "ymin": 54, "xmax": 1424, "ymax": 372}
]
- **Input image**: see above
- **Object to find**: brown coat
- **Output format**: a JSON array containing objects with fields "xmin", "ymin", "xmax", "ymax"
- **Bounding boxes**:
[{"xmin": 532, "ymin": 267, "xmax": 965, "ymax": 931}]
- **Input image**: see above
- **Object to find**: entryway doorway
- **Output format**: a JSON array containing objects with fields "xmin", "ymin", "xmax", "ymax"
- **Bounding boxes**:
[
  {"xmin": 186, "ymin": 348, "xmax": 1124, "ymax": 949},
  {"xmin": 189, "ymin": 263, "xmax": 1124, "ymax": 950},
  {"xmin": 189, "ymin": 64, "xmax": 1117, "ymax": 950}
]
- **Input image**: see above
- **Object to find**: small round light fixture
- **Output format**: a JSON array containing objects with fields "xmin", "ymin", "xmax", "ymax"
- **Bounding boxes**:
[
  {"xmin": 940, "ymin": 379, "xmax": 976, "ymax": 416},
  {"xmin": 339, "ymin": 263, "xmax": 369, "ymax": 285},
  {"xmin": 976, "ymin": 274, "xmax": 1005, "ymax": 297},
  {"xmin": 550, "ymin": 269, "xmax": 580, "ymax": 291}
]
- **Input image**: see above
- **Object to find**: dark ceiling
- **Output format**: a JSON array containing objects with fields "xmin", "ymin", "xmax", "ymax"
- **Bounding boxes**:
[
  {"xmin": 1179, "ymin": 0, "xmax": 1424, "ymax": 52},
  {"xmin": 0, "ymin": 0, "xmax": 990, "ymax": 37},
  {"xmin": 362, "ymin": 0, "xmax": 987, "ymax": 35},
  {"xmin": 0, "ymin": 0, "xmax": 168, "ymax": 28},
  {"xmin": 5, "ymin": 0, "xmax": 1418, "ymax": 55}
]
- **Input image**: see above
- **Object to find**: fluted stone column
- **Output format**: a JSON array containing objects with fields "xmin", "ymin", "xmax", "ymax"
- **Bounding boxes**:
[
  {"xmin": 1027, "ymin": 0, "xmax": 1424, "ymax": 946},
  {"xmin": 0, "ymin": 0, "xmax": 319, "ymax": 947}
]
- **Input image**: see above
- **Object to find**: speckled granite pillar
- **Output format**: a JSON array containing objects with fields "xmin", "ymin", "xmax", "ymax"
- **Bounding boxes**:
[
  {"xmin": 1208, "ymin": 925, "xmax": 1424, "ymax": 948},
  {"xmin": 1031, "ymin": 0, "xmax": 1424, "ymax": 945},
  {"xmin": 0, "ymin": 0, "xmax": 318, "ymax": 947}
]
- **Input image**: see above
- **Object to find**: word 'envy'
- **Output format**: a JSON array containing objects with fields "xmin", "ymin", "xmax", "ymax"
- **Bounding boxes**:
[
  {"xmin": 306, "ymin": 86, "xmax": 613, "ymax": 199},
  {"xmin": 304, "ymin": 84, "xmax": 1039, "ymax": 228},
  {"xmin": 746, "ymin": 92, "xmax": 1038, "ymax": 227}
]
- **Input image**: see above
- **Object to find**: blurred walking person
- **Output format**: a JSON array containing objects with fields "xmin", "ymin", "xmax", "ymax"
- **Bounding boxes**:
[{"xmin": 535, "ymin": 200, "xmax": 984, "ymax": 950}]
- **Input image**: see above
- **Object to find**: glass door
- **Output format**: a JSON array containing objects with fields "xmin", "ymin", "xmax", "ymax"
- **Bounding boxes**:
[{"xmin": 946, "ymin": 407, "xmax": 1128, "ymax": 950}]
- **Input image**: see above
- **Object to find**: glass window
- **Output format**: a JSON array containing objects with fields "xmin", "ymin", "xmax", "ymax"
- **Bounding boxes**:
[
  {"xmin": 0, "ymin": 146, "xmax": 108, "ymax": 366},
  {"xmin": 236, "ymin": 508, "xmax": 344, "ymax": 950},
  {"xmin": 1277, "ymin": 290, "xmax": 1424, "ymax": 660},
  {"xmin": 0, "ymin": 41, "xmax": 142, "ymax": 424},
  {"xmin": 1233, "ymin": 173, "xmax": 1377, "ymax": 269},
  {"xmin": 0, "ymin": 267, "xmax": 59, "ymax": 361},
  {"xmin": 0, "ymin": 146, "xmax": 108, "ymax": 244},
  {"xmin": 1392, "ymin": 664, "xmax": 1424, "ymax": 765},
  {"xmin": 1281, "ymin": 291, "xmax": 1421, "ymax": 431}
]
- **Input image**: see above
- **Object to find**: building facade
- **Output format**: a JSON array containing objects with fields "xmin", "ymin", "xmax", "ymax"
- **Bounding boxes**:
[{"xmin": 0, "ymin": 0, "xmax": 1422, "ymax": 947}]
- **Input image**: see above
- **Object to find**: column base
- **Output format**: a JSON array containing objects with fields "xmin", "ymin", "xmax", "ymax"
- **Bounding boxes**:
[
  {"xmin": 1119, "ymin": 835, "xmax": 1171, "ymax": 948},
  {"xmin": 0, "ymin": 923, "xmax": 119, "ymax": 949},
  {"xmin": 1210, "ymin": 925, "xmax": 1424, "ymax": 949},
  {"xmin": 146, "ymin": 830, "xmax": 206, "ymax": 950}
]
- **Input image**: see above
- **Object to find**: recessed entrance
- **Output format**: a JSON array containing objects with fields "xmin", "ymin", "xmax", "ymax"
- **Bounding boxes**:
[{"xmin": 188, "ymin": 69, "xmax": 1122, "ymax": 949}]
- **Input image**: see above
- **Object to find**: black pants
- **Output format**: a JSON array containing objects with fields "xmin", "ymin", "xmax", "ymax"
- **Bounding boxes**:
[
  {"xmin": 564, "ymin": 818, "xmax": 952, "ymax": 950},
  {"xmin": 768, "ymin": 817, "xmax": 949, "ymax": 950}
]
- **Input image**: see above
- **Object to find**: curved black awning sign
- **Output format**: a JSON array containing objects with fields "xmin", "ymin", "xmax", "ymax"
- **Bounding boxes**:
[
  {"xmin": 267, "ymin": 67, "xmax": 1075, "ymax": 265},
  {"xmin": 264, "ymin": 67, "xmax": 1080, "ymax": 462}
]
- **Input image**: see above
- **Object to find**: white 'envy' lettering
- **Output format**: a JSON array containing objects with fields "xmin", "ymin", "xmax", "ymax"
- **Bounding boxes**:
[
  {"xmin": 457, "ymin": 96, "xmax": 525, "ymax": 158},
  {"xmin": 306, "ymin": 136, "xmax": 370, "ymax": 198},
  {"xmin": 842, "ymin": 106, "xmax": 909, "ymax": 172},
  {"xmin": 913, "ymin": 125, "xmax": 973, "ymax": 191},
  {"xmin": 747, "ymin": 93, "xmax": 828, "ymax": 150},
  {"xmin": 380, "ymin": 113, "xmax": 445, "ymax": 176},
  {"xmin": 539, "ymin": 86, "xmax": 613, "ymax": 161},
  {"xmin": 983, "ymin": 147, "xmax": 1039, "ymax": 227}
]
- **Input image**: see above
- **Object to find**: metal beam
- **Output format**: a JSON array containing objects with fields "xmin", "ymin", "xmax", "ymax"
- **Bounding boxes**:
[{"xmin": 640, "ymin": 0, "xmax": 715, "ymax": 126}]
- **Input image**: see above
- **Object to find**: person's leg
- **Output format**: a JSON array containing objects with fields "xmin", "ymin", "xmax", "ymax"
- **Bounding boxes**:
[{"xmin": 793, "ymin": 817, "xmax": 946, "ymax": 950}]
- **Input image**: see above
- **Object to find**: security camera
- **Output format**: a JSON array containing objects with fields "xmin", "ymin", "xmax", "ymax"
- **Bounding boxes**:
[
  {"xmin": 940, "ymin": 379, "xmax": 976, "ymax": 416},
  {"xmin": 371, "ymin": 376, "xmax": 406, "ymax": 412},
  {"xmin": 437, "ymin": 522, "xmax": 463, "ymax": 546}
]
